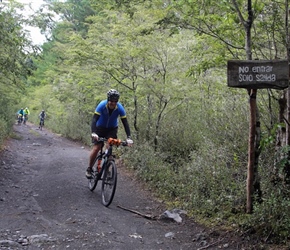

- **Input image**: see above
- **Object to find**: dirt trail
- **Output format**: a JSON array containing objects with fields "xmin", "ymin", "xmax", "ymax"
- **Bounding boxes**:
[{"xmin": 0, "ymin": 122, "xmax": 269, "ymax": 249}]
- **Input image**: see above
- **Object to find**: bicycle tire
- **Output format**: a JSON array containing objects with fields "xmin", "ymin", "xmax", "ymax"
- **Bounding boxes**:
[
  {"xmin": 88, "ymin": 153, "xmax": 102, "ymax": 191},
  {"xmin": 39, "ymin": 120, "xmax": 44, "ymax": 130},
  {"xmin": 101, "ymin": 160, "xmax": 117, "ymax": 207},
  {"xmin": 88, "ymin": 165, "xmax": 98, "ymax": 191}
]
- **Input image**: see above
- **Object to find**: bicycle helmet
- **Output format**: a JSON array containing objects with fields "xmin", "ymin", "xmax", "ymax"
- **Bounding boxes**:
[{"xmin": 107, "ymin": 89, "xmax": 120, "ymax": 101}]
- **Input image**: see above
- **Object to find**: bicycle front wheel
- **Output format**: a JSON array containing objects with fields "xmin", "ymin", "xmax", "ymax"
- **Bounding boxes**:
[
  {"xmin": 40, "ymin": 121, "xmax": 44, "ymax": 130},
  {"xmin": 101, "ymin": 161, "xmax": 117, "ymax": 207}
]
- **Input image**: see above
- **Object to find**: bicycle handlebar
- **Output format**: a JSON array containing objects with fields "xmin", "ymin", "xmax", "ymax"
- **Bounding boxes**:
[{"xmin": 97, "ymin": 137, "xmax": 128, "ymax": 146}]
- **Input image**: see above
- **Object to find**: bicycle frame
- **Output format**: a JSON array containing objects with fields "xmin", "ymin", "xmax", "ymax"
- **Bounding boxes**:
[
  {"xmin": 95, "ymin": 137, "xmax": 126, "ymax": 166},
  {"xmin": 95, "ymin": 141, "xmax": 109, "ymax": 180}
]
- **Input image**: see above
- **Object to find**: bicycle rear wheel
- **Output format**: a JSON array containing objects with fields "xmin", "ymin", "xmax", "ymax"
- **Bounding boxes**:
[
  {"xmin": 88, "ymin": 166, "xmax": 98, "ymax": 191},
  {"xmin": 101, "ymin": 160, "xmax": 117, "ymax": 207},
  {"xmin": 40, "ymin": 121, "xmax": 44, "ymax": 130}
]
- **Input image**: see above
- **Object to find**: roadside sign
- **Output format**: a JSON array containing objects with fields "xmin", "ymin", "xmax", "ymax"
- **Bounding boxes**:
[{"xmin": 227, "ymin": 60, "xmax": 289, "ymax": 89}]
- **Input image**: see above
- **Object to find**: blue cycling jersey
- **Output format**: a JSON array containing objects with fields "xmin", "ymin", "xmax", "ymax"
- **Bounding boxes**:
[{"xmin": 95, "ymin": 100, "xmax": 127, "ymax": 128}]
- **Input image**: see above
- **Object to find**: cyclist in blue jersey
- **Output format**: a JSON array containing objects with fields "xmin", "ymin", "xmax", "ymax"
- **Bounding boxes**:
[
  {"xmin": 17, "ymin": 108, "xmax": 24, "ymax": 116},
  {"xmin": 86, "ymin": 89, "xmax": 133, "ymax": 178},
  {"xmin": 17, "ymin": 108, "xmax": 24, "ymax": 124}
]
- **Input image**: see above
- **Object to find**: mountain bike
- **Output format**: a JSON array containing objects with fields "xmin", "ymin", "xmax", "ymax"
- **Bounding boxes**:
[
  {"xmin": 23, "ymin": 114, "xmax": 28, "ymax": 125},
  {"xmin": 17, "ymin": 114, "xmax": 23, "ymax": 125},
  {"xmin": 39, "ymin": 117, "xmax": 44, "ymax": 130},
  {"xmin": 88, "ymin": 137, "xmax": 128, "ymax": 207}
]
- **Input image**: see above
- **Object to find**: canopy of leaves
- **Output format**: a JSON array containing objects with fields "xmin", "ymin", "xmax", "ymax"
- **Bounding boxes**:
[{"xmin": 2, "ymin": 0, "xmax": 290, "ymax": 243}]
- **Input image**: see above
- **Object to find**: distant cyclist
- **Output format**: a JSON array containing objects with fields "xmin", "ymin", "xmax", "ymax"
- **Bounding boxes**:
[
  {"xmin": 23, "ymin": 107, "xmax": 30, "ymax": 124},
  {"xmin": 86, "ymin": 89, "xmax": 133, "ymax": 179},
  {"xmin": 17, "ymin": 108, "xmax": 24, "ymax": 116},
  {"xmin": 38, "ymin": 110, "xmax": 46, "ymax": 128},
  {"xmin": 17, "ymin": 108, "xmax": 24, "ymax": 124}
]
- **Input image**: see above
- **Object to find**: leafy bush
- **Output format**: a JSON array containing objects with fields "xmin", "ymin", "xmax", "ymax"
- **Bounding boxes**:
[
  {"xmin": 249, "ymin": 191, "xmax": 290, "ymax": 243},
  {"xmin": 0, "ymin": 118, "xmax": 7, "ymax": 146}
]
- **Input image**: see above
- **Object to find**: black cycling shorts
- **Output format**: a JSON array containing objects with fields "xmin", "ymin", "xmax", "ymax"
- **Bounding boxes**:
[{"xmin": 92, "ymin": 127, "xmax": 118, "ymax": 145}]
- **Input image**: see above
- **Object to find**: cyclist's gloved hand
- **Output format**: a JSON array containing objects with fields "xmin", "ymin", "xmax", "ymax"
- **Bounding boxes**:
[
  {"xmin": 126, "ymin": 137, "xmax": 133, "ymax": 146},
  {"xmin": 91, "ymin": 133, "xmax": 99, "ymax": 141}
]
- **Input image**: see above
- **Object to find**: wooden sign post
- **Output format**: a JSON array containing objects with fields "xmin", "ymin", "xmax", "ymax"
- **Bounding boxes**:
[{"xmin": 227, "ymin": 59, "xmax": 289, "ymax": 213}]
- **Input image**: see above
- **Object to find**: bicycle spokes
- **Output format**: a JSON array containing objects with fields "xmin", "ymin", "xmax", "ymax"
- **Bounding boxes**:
[{"xmin": 101, "ymin": 161, "xmax": 117, "ymax": 207}]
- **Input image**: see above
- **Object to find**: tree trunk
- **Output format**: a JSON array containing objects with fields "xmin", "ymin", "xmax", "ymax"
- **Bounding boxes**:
[
  {"xmin": 285, "ymin": 1, "xmax": 290, "ymax": 184},
  {"xmin": 274, "ymin": 1, "xmax": 290, "ymax": 186},
  {"xmin": 247, "ymin": 89, "xmax": 256, "ymax": 213}
]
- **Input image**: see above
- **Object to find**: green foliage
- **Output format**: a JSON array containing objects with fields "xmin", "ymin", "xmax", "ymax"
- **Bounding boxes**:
[
  {"xmin": 0, "ymin": 1, "xmax": 36, "ymax": 143},
  {"xmin": 0, "ymin": 118, "xmax": 9, "ymax": 146},
  {"xmin": 125, "ymin": 133, "xmax": 248, "ymax": 215},
  {"xmin": 249, "ymin": 191, "xmax": 290, "ymax": 242},
  {"xmin": 2, "ymin": 0, "xmax": 290, "ymax": 245}
]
